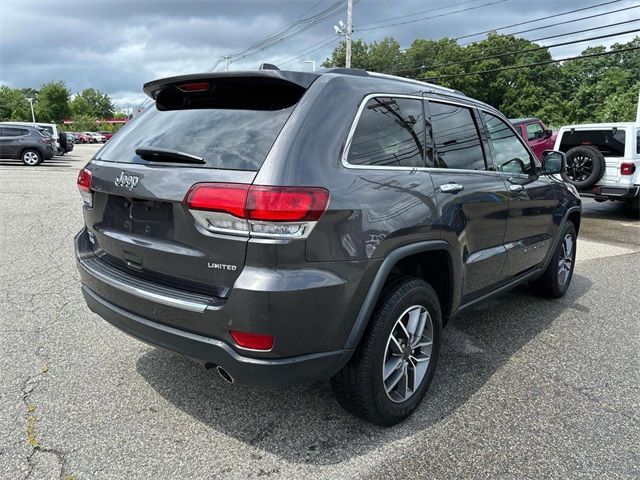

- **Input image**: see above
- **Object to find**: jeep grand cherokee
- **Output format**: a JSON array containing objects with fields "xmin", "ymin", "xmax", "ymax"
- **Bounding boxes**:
[{"xmin": 75, "ymin": 68, "xmax": 581, "ymax": 425}]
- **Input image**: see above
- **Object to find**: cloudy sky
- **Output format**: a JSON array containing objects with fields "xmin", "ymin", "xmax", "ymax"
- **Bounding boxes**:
[{"xmin": 1, "ymin": 0, "xmax": 637, "ymax": 106}]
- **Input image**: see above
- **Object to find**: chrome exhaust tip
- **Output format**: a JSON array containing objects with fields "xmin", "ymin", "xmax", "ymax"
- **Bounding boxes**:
[{"xmin": 216, "ymin": 366, "xmax": 234, "ymax": 384}]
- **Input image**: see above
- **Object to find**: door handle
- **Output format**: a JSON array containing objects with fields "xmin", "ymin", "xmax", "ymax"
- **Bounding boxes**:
[
  {"xmin": 509, "ymin": 184, "xmax": 524, "ymax": 192},
  {"xmin": 440, "ymin": 183, "xmax": 464, "ymax": 194}
]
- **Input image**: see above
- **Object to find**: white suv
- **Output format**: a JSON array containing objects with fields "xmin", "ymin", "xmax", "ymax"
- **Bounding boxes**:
[{"xmin": 554, "ymin": 123, "xmax": 639, "ymax": 212}]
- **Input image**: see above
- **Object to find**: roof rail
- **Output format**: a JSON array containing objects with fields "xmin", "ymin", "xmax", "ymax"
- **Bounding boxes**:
[
  {"xmin": 324, "ymin": 67, "xmax": 369, "ymax": 76},
  {"xmin": 366, "ymin": 71, "xmax": 459, "ymax": 94}
]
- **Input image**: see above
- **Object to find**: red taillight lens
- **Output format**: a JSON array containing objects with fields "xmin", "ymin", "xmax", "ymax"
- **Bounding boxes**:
[
  {"xmin": 230, "ymin": 331, "xmax": 274, "ymax": 351},
  {"xmin": 185, "ymin": 183, "xmax": 249, "ymax": 218},
  {"xmin": 620, "ymin": 163, "xmax": 636, "ymax": 175},
  {"xmin": 77, "ymin": 168, "xmax": 92, "ymax": 192},
  {"xmin": 177, "ymin": 82, "xmax": 209, "ymax": 92},
  {"xmin": 246, "ymin": 186, "xmax": 329, "ymax": 221},
  {"xmin": 184, "ymin": 183, "xmax": 330, "ymax": 222}
]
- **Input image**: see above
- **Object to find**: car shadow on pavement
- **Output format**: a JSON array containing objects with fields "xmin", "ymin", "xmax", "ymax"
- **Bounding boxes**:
[
  {"xmin": 136, "ymin": 273, "xmax": 592, "ymax": 465},
  {"xmin": 0, "ymin": 152, "xmax": 85, "ymax": 168},
  {"xmin": 581, "ymin": 200, "xmax": 639, "ymax": 221}
]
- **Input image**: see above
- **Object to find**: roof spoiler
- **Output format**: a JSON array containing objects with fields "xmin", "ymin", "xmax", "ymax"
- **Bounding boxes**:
[{"xmin": 143, "ymin": 71, "xmax": 319, "ymax": 99}]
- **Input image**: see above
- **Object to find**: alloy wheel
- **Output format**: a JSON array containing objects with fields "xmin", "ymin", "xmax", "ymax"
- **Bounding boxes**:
[
  {"xmin": 566, "ymin": 154, "xmax": 593, "ymax": 182},
  {"xmin": 383, "ymin": 305, "xmax": 433, "ymax": 403},
  {"xmin": 558, "ymin": 233, "xmax": 574, "ymax": 285},
  {"xmin": 23, "ymin": 152, "xmax": 39, "ymax": 165}
]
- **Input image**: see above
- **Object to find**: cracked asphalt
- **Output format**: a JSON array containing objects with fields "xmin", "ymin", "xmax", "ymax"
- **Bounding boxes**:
[{"xmin": 1, "ymin": 144, "xmax": 638, "ymax": 479}]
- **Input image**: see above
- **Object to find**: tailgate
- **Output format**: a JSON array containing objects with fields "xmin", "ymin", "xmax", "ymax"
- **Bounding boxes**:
[{"xmin": 83, "ymin": 161, "xmax": 255, "ymax": 294}]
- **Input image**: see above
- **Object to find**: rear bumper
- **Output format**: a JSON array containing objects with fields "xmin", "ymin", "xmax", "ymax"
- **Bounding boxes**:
[
  {"xmin": 583, "ymin": 185, "xmax": 639, "ymax": 200},
  {"xmin": 74, "ymin": 228, "xmax": 374, "ymax": 385},
  {"xmin": 82, "ymin": 285, "xmax": 350, "ymax": 386}
]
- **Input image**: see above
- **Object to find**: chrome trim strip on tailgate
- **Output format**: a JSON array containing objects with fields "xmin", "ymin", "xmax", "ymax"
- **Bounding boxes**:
[{"xmin": 79, "ymin": 256, "xmax": 219, "ymax": 313}]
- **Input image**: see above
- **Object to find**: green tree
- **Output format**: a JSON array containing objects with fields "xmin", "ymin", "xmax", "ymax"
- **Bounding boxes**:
[
  {"xmin": 35, "ymin": 81, "xmax": 70, "ymax": 123},
  {"xmin": 70, "ymin": 88, "xmax": 114, "ymax": 119},
  {"xmin": 0, "ymin": 86, "xmax": 31, "ymax": 121},
  {"xmin": 321, "ymin": 39, "xmax": 370, "ymax": 69},
  {"xmin": 322, "ymin": 33, "xmax": 640, "ymax": 125},
  {"xmin": 71, "ymin": 114, "xmax": 98, "ymax": 131}
]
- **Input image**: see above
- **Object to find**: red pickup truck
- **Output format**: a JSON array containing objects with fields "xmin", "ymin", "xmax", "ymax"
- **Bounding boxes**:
[{"xmin": 510, "ymin": 118, "xmax": 557, "ymax": 160}]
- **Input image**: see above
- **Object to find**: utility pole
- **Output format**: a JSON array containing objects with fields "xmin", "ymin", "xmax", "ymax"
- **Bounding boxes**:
[
  {"xmin": 26, "ymin": 98, "xmax": 36, "ymax": 125},
  {"xmin": 334, "ymin": 0, "xmax": 354, "ymax": 68},
  {"xmin": 346, "ymin": 0, "xmax": 353, "ymax": 68},
  {"xmin": 224, "ymin": 56, "xmax": 230, "ymax": 71}
]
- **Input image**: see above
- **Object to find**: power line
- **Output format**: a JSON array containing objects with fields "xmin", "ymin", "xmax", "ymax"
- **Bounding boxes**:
[
  {"xmin": 422, "ymin": 46, "xmax": 640, "ymax": 81},
  {"xmin": 459, "ymin": 3, "xmax": 640, "ymax": 45},
  {"xmin": 356, "ymin": 0, "xmax": 513, "ymax": 32},
  {"xmin": 527, "ymin": 18, "xmax": 640, "ymax": 44},
  {"xmin": 357, "ymin": 0, "xmax": 506, "ymax": 28},
  {"xmin": 278, "ymin": 36, "xmax": 340, "ymax": 66},
  {"xmin": 384, "ymin": 28, "xmax": 640, "ymax": 75},
  {"xmin": 383, "ymin": 14, "xmax": 640, "ymax": 75},
  {"xmin": 456, "ymin": 0, "xmax": 623, "ymax": 40},
  {"xmin": 209, "ymin": 0, "xmax": 350, "ymax": 70}
]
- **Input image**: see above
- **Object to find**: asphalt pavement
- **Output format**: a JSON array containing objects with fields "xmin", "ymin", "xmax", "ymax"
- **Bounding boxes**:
[{"xmin": 1, "ymin": 144, "xmax": 638, "ymax": 479}]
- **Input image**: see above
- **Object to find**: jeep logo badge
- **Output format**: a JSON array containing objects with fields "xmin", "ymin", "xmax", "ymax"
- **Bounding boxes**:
[{"xmin": 115, "ymin": 172, "xmax": 139, "ymax": 190}]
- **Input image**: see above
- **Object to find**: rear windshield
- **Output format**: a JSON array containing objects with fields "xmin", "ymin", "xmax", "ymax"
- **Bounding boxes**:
[
  {"xmin": 560, "ymin": 129, "xmax": 626, "ymax": 157},
  {"xmin": 95, "ymin": 103, "xmax": 295, "ymax": 171}
]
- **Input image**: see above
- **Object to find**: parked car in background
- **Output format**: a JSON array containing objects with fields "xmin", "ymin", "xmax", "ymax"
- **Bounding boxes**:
[
  {"xmin": 60, "ymin": 132, "xmax": 74, "ymax": 154},
  {"xmin": 73, "ymin": 132, "xmax": 91, "ymax": 144},
  {"xmin": 84, "ymin": 132, "xmax": 106, "ymax": 143},
  {"xmin": 75, "ymin": 68, "xmax": 581, "ymax": 426},
  {"xmin": 66, "ymin": 132, "xmax": 76, "ymax": 144},
  {"xmin": 99, "ymin": 131, "xmax": 114, "ymax": 141},
  {"xmin": 554, "ymin": 123, "xmax": 639, "ymax": 212},
  {"xmin": 510, "ymin": 118, "xmax": 557, "ymax": 161},
  {"xmin": 0, "ymin": 124, "xmax": 55, "ymax": 165},
  {"xmin": 1, "ymin": 121, "xmax": 61, "ymax": 153}
]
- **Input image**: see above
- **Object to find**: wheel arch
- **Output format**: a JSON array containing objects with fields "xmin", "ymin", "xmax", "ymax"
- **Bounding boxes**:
[
  {"xmin": 343, "ymin": 240, "xmax": 459, "ymax": 351},
  {"xmin": 20, "ymin": 146, "xmax": 43, "ymax": 158}
]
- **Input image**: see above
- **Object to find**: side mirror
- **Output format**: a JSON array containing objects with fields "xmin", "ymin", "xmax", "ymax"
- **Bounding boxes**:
[
  {"xmin": 541, "ymin": 150, "xmax": 565, "ymax": 175},
  {"xmin": 544, "ymin": 129, "xmax": 553, "ymax": 139}
]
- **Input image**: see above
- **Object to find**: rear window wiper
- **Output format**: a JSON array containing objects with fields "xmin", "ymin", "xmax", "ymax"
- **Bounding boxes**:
[{"xmin": 135, "ymin": 146, "xmax": 205, "ymax": 164}]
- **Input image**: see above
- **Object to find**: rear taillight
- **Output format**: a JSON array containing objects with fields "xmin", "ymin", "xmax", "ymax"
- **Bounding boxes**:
[
  {"xmin": 620, "ymin": 163, "xmax": 636, "ymax": 175},
  {"xmin": 42, "ymin": 137, "xmax": 52, "ymax": 144},
  {"xmin": 77, "ymin": 168, "xmax": 93, "ymax": 206},
  {"xmin": 184, "ymin": 183, "xmax": 329, "ymax": 238},
  {"xmin": 230, "ymin": 330, "xmax": 274, "ymax": 351}
]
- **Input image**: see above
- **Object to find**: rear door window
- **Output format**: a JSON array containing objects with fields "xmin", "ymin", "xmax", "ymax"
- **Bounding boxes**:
[
  {"xmin": 482, "ymin": 112, "xmax": 534, "ymax": 174},
  {"xmin": 346, "ymin": 96, "xmax": 427, "ymax": 168},
  {"xmin": 560, "ymin": 129, "xmax": 626, "ymax": 157},
  {"xmin": 429, "ymin": 101, "xmax": 485, "ymax": 170},
  {"xmin": 1, "ymin": 127, "xmax": 23, "ymax": 136}
]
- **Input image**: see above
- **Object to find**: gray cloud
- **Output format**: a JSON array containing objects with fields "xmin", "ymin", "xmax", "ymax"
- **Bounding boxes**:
[{"xmin": 0, "ymin": 0, "xmax": 636, "ymax": 105}]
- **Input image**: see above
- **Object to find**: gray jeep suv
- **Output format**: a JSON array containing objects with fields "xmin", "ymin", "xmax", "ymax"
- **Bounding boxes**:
[
  {"xmin": 0, "ymin": 124, "xmax": 55, "ymax": 165},
  {"xmin": 75, "ymin": 68, "xmax": 581, "ymax": 425}
]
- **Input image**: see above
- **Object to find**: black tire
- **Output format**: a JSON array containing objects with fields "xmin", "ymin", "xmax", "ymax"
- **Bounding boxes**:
[
  {"xmin": 630, "ymin": 196, "xmax": 640, "ymax": 219},
  {"xmin": 21, "ymin": 149, "xmax": 43, "ymax": 166},
  {"xmin": 561, "ymin": 145, "xmax": 605, "ymax": 189},
  {"xmin": 331, "ymin": 277, "xmax": 442, "ymax": 426},
  {"xmin": 530, "ymin": 222, "xmax": 577, "ymax": 298}
]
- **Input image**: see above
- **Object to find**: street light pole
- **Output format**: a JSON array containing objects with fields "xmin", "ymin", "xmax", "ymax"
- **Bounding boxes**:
[
  {"xmin": 346, "ymin": 0, "xmax": 353, "ymax": 68},
  {"xmin": 26, "ymin": 98, "xmax": 36, "ymax": 125},
  {"xmin": 303, "ymin": 60, "xmax": 316, "ymax": 71}
]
